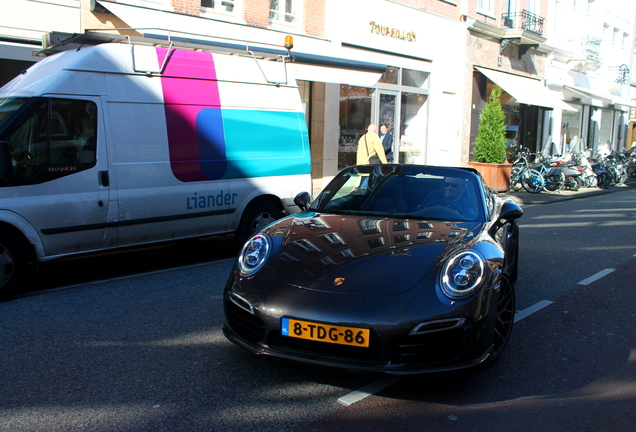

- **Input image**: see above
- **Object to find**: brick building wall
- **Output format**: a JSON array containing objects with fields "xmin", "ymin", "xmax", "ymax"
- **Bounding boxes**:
[
  {"xmin": 390, "ymin": 0, "xmax": 461, "ymax": 20},
  {"xmin": 171, "ymin": 0, "xmax": 201, "ymax": 16},
  {"xmin": 303, "ymin": 0, "xmax": 325, "ymax": 37},
  {"xmin": 243, "ymin": 0, "xmax": 270, "ymax": 28}
]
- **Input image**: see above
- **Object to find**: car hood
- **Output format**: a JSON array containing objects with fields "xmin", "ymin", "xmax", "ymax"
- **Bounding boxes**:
[{"xmin": 272, "ymin": 213, "xmax": 481, "ymax": 295}]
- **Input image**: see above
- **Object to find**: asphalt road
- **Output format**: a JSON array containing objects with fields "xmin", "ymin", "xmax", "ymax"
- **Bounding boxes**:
[{"xmin": 1, "ymin": 185, "xmax": 635, "ymax": 431}]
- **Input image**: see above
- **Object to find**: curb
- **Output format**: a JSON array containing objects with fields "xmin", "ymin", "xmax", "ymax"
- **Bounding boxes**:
[{"xmin": 501, "ymin": 183, "xmax": 631, "ymax": 206}]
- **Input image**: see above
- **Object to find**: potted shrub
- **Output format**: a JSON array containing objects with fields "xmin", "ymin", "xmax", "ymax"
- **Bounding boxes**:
[{"xmin": 468, "ymin": 85, "xmax": 512, "ymax": 192}]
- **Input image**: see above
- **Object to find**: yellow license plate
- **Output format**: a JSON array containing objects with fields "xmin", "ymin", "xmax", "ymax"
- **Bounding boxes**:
[{"xmin": 281, "ymin": 317, "xmax": 370, "ymax": 348}]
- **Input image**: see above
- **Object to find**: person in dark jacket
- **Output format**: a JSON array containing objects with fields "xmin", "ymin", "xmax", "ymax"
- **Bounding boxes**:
[{"xmin": 378, "ymin": 124, "xmax": 394, "ymax": 162}]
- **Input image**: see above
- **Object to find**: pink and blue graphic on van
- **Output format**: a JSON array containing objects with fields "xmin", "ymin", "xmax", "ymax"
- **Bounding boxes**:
[{"xmin": 157, "ymin": 48, "xmax": 310, "ymax": 183}]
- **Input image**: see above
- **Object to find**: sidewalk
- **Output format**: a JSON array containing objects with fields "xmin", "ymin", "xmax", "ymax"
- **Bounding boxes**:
[{"xmin": 501, "ymin": 179, "xmax": 634, "ymax": 206}]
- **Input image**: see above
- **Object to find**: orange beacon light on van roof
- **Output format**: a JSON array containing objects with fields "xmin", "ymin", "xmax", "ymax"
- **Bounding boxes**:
[{"xmin": 284, "ymin": 35, "xmax": 294, "ymax": 50}]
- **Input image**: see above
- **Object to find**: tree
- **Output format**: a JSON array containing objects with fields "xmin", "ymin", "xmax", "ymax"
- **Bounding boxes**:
[{"xmin": 473, "ymin": 86, "xmax": 507, "ymax": 164}]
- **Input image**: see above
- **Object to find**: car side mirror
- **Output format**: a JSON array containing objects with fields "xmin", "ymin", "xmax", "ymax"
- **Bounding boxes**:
[
  {"xmin": 0, "ymin": 141, "xmax": 12, "ymax": 178},
  {"xmin": 500, "ymin": 201, "xmax": 523, "ymax": 220},
  {"xmin": 294, "ymin": 191, "xmax": 311, "ymax": 212},
  {"xmin": 489, "ymin": 200, "xmax": 523, "ymax": 238}
]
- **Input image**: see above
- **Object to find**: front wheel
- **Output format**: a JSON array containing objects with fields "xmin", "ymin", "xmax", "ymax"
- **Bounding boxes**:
[
  {"xmin": 491, "ymin": 275, "xmax": 515, "ymax": 361},
  {"xmin": 235, "ymin": 200, "xmax": 283, "ymax": 245},
  {"xmin": 520, "ymin": 169, "xmax": 543, "ymax": 194},
  {"xmin": 0, "ymin": 231, "xmax": 29, "ymax": 300}
]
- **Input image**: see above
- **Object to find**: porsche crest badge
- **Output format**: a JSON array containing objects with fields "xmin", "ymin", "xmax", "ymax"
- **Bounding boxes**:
[{"xmin": 334, "ymin": 278, "xmax": 345, "ymax": 286}]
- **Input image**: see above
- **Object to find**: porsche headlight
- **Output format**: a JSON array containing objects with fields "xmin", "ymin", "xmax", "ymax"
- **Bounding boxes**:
[
  {"xmin": 238, "ymin": 234, "xmax": 271, "ymax": 277},
  {"xmin": 440, "ymin": 251, "xmax": 485, "ymax": 299}
]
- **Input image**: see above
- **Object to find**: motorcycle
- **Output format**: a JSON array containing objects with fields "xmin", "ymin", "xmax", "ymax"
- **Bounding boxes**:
[{"xmin": 570, "ymin": 153, "xmax": 598, "ymax": 188}]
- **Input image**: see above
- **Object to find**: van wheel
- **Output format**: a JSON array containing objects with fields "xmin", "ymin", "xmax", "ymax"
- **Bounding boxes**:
[
  {"xmin": 0, "ymin": 231, "xmax": 28, "ymax": 300},
  {"xmin": 236, "ymin": 201, "xmax": 283, "ymax": 245}
]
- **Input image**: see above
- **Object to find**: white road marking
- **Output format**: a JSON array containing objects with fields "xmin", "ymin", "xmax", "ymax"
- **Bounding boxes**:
[
  {"xmin": 578, "ymin": 268, "xmax": 615, "ymax": 286},
  {"xmin": 338, "ymin": 376, "xmax": 402, "ymax": 406},
  {"xmin": 514, "ymin": 300, "xmax": 554, "ymax": 323}
]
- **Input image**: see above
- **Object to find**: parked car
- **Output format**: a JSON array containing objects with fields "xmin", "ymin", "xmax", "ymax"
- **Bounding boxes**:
[{"xmin": 223, "ymin": 164, "xmax": 523, "ymax": 374}]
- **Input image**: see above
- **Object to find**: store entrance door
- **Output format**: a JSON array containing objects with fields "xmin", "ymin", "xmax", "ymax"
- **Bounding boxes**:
[{"xmin": 377, "ymin": 92, "xmax": 398, "ymax": 162}]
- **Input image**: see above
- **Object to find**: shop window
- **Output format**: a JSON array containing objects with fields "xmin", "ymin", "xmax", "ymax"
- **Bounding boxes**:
[
  {"xmin": 562, "ymin": 109, "xmax": 583, "ymax": 153},
  {"xmin": 379, "ymin": 67, "xmax": 399, "ymax": 85},
  {"xmin": 338, "ymin": 86, "xmax": 373, "ymax": 169},
  {"xmin": 398, "ymin": 93, "xmax": 427, "ymax": 164},
  {"xmin": 401, "ymin": 69, "xmax": 429, "ymax": 89}
]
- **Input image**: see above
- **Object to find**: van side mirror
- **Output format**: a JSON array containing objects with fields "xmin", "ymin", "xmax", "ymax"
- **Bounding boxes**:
[
  {"xmin": 0, "ymin": 141, "xmax": 12, "ymax": 178},
  {"xmin": 293, "ymin": 191, "xmax": 311, "ymax": 211}
]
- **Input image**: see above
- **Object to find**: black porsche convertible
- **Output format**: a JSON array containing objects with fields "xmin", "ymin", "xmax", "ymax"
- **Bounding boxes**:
[{"xmin": 223, "ymin": 164, "xmax": 523, "ymax": 374}]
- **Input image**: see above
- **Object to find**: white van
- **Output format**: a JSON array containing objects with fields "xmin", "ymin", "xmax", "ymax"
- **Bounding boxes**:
[{"xmin": 0, "ymin": 32, "xmax": 311, "ymax": 297}]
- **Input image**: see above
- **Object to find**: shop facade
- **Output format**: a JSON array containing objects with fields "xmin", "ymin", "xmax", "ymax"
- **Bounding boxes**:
[
  {"xmin": 306, "ymin": 0, "xmax": 467, "ymax": 193},
  {"xmin": 462, "ymin": 5, "xmax": 578, "ymax": 162}
]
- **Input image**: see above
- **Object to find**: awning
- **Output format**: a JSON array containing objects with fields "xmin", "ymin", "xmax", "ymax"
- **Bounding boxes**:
[{"xmin": 476, "ymin": 67, "xmax": 578, "ymax": 111}]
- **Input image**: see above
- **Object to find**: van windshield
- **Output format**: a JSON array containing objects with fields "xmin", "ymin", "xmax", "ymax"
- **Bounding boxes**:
[{"xmin": 0, "ymin": 97, "xmax": 29, "ymax": 129}]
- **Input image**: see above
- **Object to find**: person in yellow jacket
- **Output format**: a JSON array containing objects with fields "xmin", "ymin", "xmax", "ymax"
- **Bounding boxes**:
[{"xmin": 357, "ymin": 124, "xmax": 388, "ymax": 165}]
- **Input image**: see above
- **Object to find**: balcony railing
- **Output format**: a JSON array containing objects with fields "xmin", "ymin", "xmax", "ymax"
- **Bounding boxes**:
[
  {"xmin": 502, "ymin": 10, "xmax": 544, "ymax": 36},
  {"xmin": 609, "ymin": 64, "xmax": 630, "ymax": 85},
  {"xmin": 568, "ymin": 36, "xmax": 601, "ymax": 57}
]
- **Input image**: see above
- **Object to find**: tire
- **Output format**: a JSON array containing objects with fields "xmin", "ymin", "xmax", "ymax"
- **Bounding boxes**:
[
  {"xmin": 508, "ymin": 167, "xmax": 523, "ymax": 191},
  {"xmin": 235, "ymin": 200, "xmax": 283, "ymax": 246},
  {"xmin": 584, "ymin": 174, "xmax": 598, "ymax": 188},
  {"xmin": 564, "ymin": 176, "xmax": 582, "ymax": 191},
  {"xmin": 616, "ymin": 170, "xmax": 627, "ymax": 185},
  {"xmin": 543, "ymin": 172, "xmax": 565, "ymax": 192},
  {"xmin": 0, "ymin": 230, "xmax": 29, "ymax": 300},
  {"xmin": 508, "ymin": 175, "xmax": 522, "ymax": 192},
  {"xmin": 491, "ymin": 275, "xmax": 515, "ymax": 361},
  {"xmin": 475, "ymin": 274, "xmax": 515, "ymax": 370},
  {"xmin": 597, "ymin": 172, "xmax": 612, "ymax": 188},
  {"xmin": 520, "ymin": 169, "xmax": 543, "ymax": 194}
]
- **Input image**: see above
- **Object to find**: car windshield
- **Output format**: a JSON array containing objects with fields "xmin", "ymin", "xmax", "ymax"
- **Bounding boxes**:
[{"xmin": 310, "ymin": 165, "xmax": 485, "ymax": 222}]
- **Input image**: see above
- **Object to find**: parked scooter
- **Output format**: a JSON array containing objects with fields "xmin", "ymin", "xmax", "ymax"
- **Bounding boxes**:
[
  {"xmin": 549, "ymin": 154, "xmax": 585, "ymax": 190},
  {"xmin": 570, "ymin": 153, "xmax": 598, "ymax": 188},
  {"xmin": 588, "ymin": 153, "xmax": 613, "ymax": 188}
]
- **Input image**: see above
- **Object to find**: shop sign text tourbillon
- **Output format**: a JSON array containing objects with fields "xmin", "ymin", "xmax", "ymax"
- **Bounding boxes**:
[{"xmin": 369, "ymin": 21, "xmax": 417, "ymax": 42}]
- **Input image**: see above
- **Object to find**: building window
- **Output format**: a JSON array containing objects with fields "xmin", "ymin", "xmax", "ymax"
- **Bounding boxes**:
[
  {"xmin": 201, "ymin": 0, "xmax": 234, "ymax": 12},
  {"xmin": 477, "ymin": 0, "xmax": 493, "ymax": 17},
  {"xmin": 270, "ymin": 0, "xmax": 296, "ymax": 24}
]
